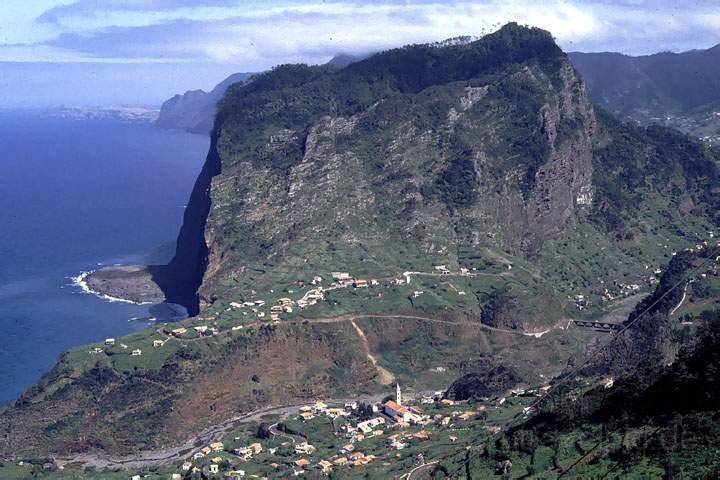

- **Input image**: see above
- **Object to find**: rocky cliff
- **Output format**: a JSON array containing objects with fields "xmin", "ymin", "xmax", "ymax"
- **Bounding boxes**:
[
  {"xmin": 197, "ymin": 25, "xmax": 594, "ymax": 301},
  {"xmin": 176, "ymin": 23, "xmax": 717, "ymax": 326}
]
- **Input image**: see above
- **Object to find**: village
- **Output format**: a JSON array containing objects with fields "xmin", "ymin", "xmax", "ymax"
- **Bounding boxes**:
[
  {"xmin": 86, "ymin": 231, "xmax": 720, "ymax": 362},
  {"xmin": 88, "ymin": 264, "xmax": 496, "ymax": 357},
  {"xmin": 149, "ymin": 382, "xmax": 540, "ymax": 479}
]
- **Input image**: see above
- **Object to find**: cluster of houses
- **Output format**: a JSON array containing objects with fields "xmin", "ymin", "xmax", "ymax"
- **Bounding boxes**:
[
  {"xmin": 288, "ymin": 385, "xmax": 442, "ymax": 475},
  {"xmin": 162, "ymin": 383, "xmax": 515, "ymax": 479},
  {"xmin": 226, "ymin": 285, "xmax": 326, "ymax": 322},
  {"xmin": 94, "ymin": 264, "xmax": 481, "ymax": 359},
  {"xmin": 88, "ymin": 337, "xmax": 146, "ymax": 356},
  {"xmin": 591, "ymin": 235, "xmax": 720, "ymax": 305},
  {"xmin": 178, "ymin": 441, "xmax": 246, "ymax": 479},
  {"xmin": 168, "ymin": 324, "xmax": 218, "ymax": 338}
]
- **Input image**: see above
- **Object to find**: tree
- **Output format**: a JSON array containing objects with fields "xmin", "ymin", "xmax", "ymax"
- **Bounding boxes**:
[{"xmin": 256, "ymin": 422, "xmax": 271, "ymax": 439}]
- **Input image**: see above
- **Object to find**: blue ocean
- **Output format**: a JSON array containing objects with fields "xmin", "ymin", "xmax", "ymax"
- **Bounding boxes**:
[{"xmin": 0, "ymin": 111, "xmax": 209, "ymax": 405}]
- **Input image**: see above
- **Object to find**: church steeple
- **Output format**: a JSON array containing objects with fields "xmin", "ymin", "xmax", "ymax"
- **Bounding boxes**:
[{"xmin": 396, "ymin": 383, "xmax": 402, "ymax": 406}]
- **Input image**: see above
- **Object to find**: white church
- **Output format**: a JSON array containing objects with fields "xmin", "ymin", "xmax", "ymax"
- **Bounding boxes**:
[{"xmin": 383, "ymin": 383, "xmax": 417, "ymax": 423}]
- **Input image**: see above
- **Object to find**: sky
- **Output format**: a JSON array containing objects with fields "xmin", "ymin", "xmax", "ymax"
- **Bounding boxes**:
[{"xmin": 1, "ymin": 0, "xmax": 719, "ymax": 107}]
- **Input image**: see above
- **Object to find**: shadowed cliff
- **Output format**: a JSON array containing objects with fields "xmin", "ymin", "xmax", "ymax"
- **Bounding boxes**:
[{"xmin": 148, "ymin": 131, "xmax": 222, "ymax": 315}]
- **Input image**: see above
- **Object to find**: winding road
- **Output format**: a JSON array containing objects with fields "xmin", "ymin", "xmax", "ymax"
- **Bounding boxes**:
[
  {"xmin": 268, "ymin": 423, "xmax": 305, "ymax": 444},
  {"xmin": 55, "ymin": 392, "xmax": 427, "ymax": 470},
  {"xmin": 405, "ymin": 460, "xmax": 439, "ymax": 479}
]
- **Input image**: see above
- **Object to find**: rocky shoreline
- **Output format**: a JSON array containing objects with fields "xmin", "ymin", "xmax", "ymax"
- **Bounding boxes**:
[{"xmin": 81, "ymin": 265, "xmax": 167, "ymax": 305}]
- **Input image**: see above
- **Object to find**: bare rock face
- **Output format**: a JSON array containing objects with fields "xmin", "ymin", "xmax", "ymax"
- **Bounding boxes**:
[{"xmin": 522, "ymin": 61, "xmax": 596, "ymax": 252}]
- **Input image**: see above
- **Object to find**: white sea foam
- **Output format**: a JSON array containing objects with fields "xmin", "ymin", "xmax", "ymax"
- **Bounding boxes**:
[{"xmin": 70, "ymin": 270, "xmax": 153, "ymax": 305}]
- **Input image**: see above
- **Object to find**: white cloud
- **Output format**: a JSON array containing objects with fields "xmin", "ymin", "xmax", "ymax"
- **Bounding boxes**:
[{"xmin": 6, "ymin": 1, "xmax": 720, "ymax": 64}]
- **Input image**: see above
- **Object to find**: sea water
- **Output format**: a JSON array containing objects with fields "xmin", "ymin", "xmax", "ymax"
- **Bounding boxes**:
[{"xmin": 0, "ymin": 110, "xmax": 209, "ymax": 405}]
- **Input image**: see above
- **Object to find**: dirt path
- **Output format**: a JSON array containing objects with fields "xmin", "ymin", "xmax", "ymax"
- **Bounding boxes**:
[
  {"xmin": 670, "ymin": 283, "xmax": 689, "ymax": 316},
  {"xmin": 350, "ymin": 319, "xmax": 395, "ymax": 385}
]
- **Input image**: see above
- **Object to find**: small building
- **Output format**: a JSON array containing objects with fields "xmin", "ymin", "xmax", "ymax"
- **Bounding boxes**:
[
  {"xmin": 434, "ymin": 265, "xmax": 450, "ymax": 274},
  {"xmin": 194, "ymin": 325, "xmax": 208, "ymax": 334},
  {"xmin": 182, "ymin": 461, "xmax": 192, "ymax": 471},
  {"xmin": 153, "ymin": 339, "xmax": 165, "ymax": 348},
  {"xmin": 294, "ymin": 458, "xmax": 311, "ymax": 468},
  {"xmin": 234, "ymin": 447, "xmax": 254, "ymax": 460},
  {"xmin": 210, "ymin": 441, "xmax": 224, "ymax": 452},
  {"xmin": 105, "ymin": 338, "xmax": 115, "ymax": 346},
  {"xmin": 171, "ymin": 327, "xmax": 187, "ymax": 336},
  {"xmin": 316, "ymin": 460, "xmax": 333, "ymax": 475},
  {"xmin": 357, "ymin": 417, "xmax": 385, "ymax": 433},
  {"xmin": 325, "ymin": 407, "xmax": 346, "ymax": 418},
  {"xmin": 295, "ymin": 443, "xmax": 316, "ymax": 455},
  {"xmin": 333, "ymin": 457, "xmax": 349, "ymax": 466},
  {"xmin": 413, "ymin": 291, "xmax": 424, "ymax": 298},
  {"xmin": 209, "ymin": 463, "xmax": 219, "ymax": 474},
  {"xmin": 332, "ymin": 272, "xmax": 352, "ymax": 282},
  {"xmin": 131, "ymin": 349, "xmax": 142, "ymax": 356},
  {"xmin": 384, "ymin": 400, "xmax": 412, "ymax": 422},
  {"xmin": 353, "ymin": 279, "xmax": 369, "ymax": 288}
]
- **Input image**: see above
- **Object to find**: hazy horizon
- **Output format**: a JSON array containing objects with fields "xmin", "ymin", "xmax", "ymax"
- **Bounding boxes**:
[{"xmin": 2, "ymin": 0, "xmax": 719, "ymax": 108}]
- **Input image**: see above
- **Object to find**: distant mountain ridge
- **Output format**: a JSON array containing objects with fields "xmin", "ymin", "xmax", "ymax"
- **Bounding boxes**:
[
  {"xmin": 570, "ymin": 44, "xmax": 720, "ymax": 142},
  {"xmin": 155, "ymin": 72, "xmax": 254, "ymax": 134},
  {"xmin": 156, "ymin": 54, "xmax": 369, "ymax": 134}
]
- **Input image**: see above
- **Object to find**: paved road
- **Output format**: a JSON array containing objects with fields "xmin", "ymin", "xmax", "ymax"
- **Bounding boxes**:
[
  {"xmin": 268, "ymin": 423, "xmax": 305, "ymax": 444},
  {"xmin": 405, "ymin": 460, "xmax": 439, "ymax": 480},
  {"xmin": 56, "ymin": 392, "xmax": 434, "ymax": 470}
]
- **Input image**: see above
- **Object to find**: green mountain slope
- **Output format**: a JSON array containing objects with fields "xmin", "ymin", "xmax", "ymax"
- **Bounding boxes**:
[
  {"xmin": 570, "ymin": 46, "xmax": 720, "ymax": 144},
  {"xmin": 1, "ymin": 23, "xmax": 719, "ymax": 463},
  {"xmin": 437, "ymin": 247, "xmax": 720, "ymax": 479},
  {"xmin": 187, "ymin": 23, "xmax": 718, "ymax": 331}
]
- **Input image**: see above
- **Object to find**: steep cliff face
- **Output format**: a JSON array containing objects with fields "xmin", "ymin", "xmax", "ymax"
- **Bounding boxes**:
[
  {"xmin": 156, "ymin": 134, "xmax": 223, "ymax": 314},
  {"xmin": 194, "ymin": 25, "xmax": 599, "ymax": 306},
  {"xmin": 154, "ymin": 23, "xmax": 720, "ymax": 331}
]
